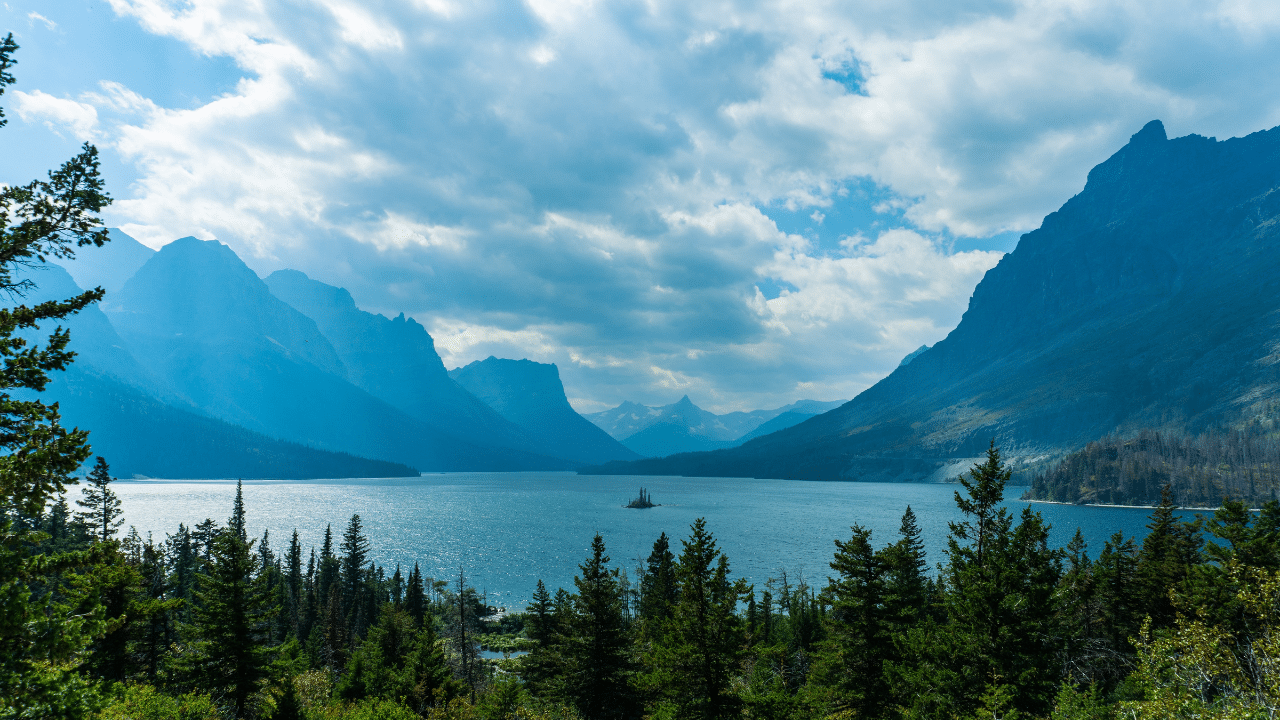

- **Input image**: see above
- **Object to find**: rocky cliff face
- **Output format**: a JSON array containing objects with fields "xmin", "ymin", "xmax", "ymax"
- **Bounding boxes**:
[
  {"xmin": 449, "ymin": 357, "xmax": 639, "ymax": 464},
  {"xmin": 265, "ymin": 270, "xmax": 543, "ymax": 457},
  {"xmin": 590, "ymin": 121, "xmax": 1280, "ymax": 481}
]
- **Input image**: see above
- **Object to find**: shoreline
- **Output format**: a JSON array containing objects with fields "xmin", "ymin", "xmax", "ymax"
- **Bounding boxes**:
[{"xmin": 1022, "ymin": 497, "xmax": 1253, "ymax": 512}]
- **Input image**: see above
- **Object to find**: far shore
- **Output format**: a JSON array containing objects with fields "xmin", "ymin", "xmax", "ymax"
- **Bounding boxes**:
[{"xmin": 1022, "ymin": 497, "xmax": 1258, "ymax": 512}]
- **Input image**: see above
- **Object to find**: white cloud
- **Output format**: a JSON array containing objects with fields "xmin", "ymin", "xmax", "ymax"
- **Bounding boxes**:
[
  {"xmin": 27, "ymin": 11, "xmax": 56, "ymax": 30},
  {"xmin": 13, "ymin": 90, "xmax": 98, "ymax": 140},
  {"xmin": 30, "ymin": 0, "xmax": 1280, "ymax": 410}
]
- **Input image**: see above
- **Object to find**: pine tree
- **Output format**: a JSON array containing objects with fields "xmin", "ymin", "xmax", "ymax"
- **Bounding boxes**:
[
  {"xmin": 405, "ymin": 562, "xmax": 426, "ymax": 626},
  {"xmin": 939, "ymin": 443, "xmax": 1064, "ymax": 716},
  {"xmin": 523, "ymin": 578, "xmax": 564, "ymax": 698},
  {"xmin": 639, "ymin": 531, "xmax": 677, "ymax": 640},
  {"xmin": 391, "ymin": 563, "xmax": 404, "ymax": 606},
  {"xmin": 317, "ymin": 524, "xmax": 340, "ymax": 623},
  {"xmin": 646, "ymin": 518, "xmax": 746, "ymax": 720},
  {"xmin": 168, "ymin": 523, "xmax": 199, "ymax": 621},
  {"xmin": 0, "ymin": 31, "xmax": 115, "ymax": 718},
  {"xmin": 340, "ymin": 514, "xmax": 371, "ymax": 636},
  {"xmin": 880, "ymin": 505, "xmax": 929, "ymax": 627},
  {"xmin": 285, "ymin": 530, "xmax": 303, "ymax": 638},
  {"xmin": 1090, "ymin": 531, "xmax": 1141, "ymax": 685},
  {"xmin": 1137, "ymin": 484, "xmax": 1202, "ymax": 629},
  {"xmin": 527, "ymin": 579, "xmax": 555, "ymax": 645},
  {"xmin": 403, "ymin": 613, "xmax": 459, "ymax": 712},
  {"xmin": 447, "ymin": 567, "xmax": 483, "ymax": 701},
  {"xmin": 181, "ymin": 530, "xmax": 279, "ymax": 718},
  {"xmin": 229, "ymin": 479, "xmax": 247, "ymax": 542},
  {"xmin": 562, "ymin": 533, "xmax": 636, "ymax": 719},
  {"xmin": 192, "ymin": 518, "xmax": 219, "ymax": 558},
  {"xmin": 74, "ymin": 456, "xmax": 122, "ymax": 543},
  {"xmin": 810, "ymin": 524, "xmax": 887, "ymax": 717}
]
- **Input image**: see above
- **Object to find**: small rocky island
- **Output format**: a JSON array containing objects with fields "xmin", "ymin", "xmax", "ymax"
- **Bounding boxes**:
[{"xmin": 625, "ymin": 487, "xmax": 657, "ymax": 509}]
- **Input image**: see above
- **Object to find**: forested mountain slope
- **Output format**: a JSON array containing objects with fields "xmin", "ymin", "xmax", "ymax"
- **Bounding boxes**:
[{"xmin": 586, "ymin": 121, "xmax": 1280, "ymax": 480}]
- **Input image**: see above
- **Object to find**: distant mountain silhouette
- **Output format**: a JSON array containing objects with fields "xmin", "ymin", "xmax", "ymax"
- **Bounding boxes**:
[
  {"xmin": 583, "ymin": 120, "xmax": 1280, "ymax": 480},
  {"xmin": 898, "ymin": 345, "xmax": 930, "ymax": 368},
  {"xmin": 58, "ymin": 228, "xmax": 155, "ymax": 295},
  {"xmin": 103, "ymin": 237, "xmax": 569, "ymax": 471},
  {"xmin": 734, "ymin": 411, "xmax": 820, "ymax": 444},
  {"xmin": 9, "ymin": 263, "xmax": 415, "ymax": 478},
  {"xmin": 449, "ymin": 357, "xmax": 639, "ymax": 464},
  {"xmin": 265, "ymin": 270, "xmax": 547, "ymax": 458},
  {"xmin": 585, "ymin": 396, "xmax": 845, "ymax": 458}
]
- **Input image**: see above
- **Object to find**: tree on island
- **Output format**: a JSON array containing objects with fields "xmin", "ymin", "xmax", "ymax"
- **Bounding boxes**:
[{"xmin": 627, "ymin": 487, "xmax": 656, "ymax": 508}]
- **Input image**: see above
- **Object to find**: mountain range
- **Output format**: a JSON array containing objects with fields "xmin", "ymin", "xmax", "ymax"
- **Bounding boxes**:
[
  {"xmin": 17, "ymin": 235, "xmax": 598, "ymax": 476},
  {"xmin": 26, "ymin": 232, "xmax": 828, "ymax": 478},
  {"xmin": 584, "ymin": 396, "xmax": 845, "ymax": 457},
  {"xmin": 583, "ymin": 120, "xmax": 1280, "ymax": 481}
]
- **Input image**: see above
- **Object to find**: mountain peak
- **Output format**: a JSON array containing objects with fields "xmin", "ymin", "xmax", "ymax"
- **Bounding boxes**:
[{"xmin": 1131, "ymin": 119, "xmax": 1167, "ymax": 146}]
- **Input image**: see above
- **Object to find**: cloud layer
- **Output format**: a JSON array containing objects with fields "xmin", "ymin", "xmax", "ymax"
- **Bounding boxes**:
[{"xmin": 11, "ymin": 0, "xmax": 1280, "ymax": 411}]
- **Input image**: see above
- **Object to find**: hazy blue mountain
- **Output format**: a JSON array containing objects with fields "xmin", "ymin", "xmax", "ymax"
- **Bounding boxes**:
[
  {"xmin": 37, "ymin": 367, "xmax": 418, "ymax": 479},
  {"xmin": 585, "ymin": 401, "xmax": 668, "ymax": 440},
  {"xmin": 264, "ymin": 270, "xmax": 545, "ymax": 456},
  {"xmin": 734, "ymin": 410, "xmax": 820, "ymax": 443},
  {"xmin": 898, "ymin": 344, "xmax": 930, "ymax": 367},
  {"xmin": 13, "ymin": 262, "xmax": 160, "ymax": 394},
  {"xmin": 585, "ymin": 396, "xmax": 846, "ymax": 457},
  {"xmin": 622, "ymin": 423, "xmax": 738, "ymax": 457},
  {"xmin": 7, "ymin": 262, "xmax": 415, "ymax": 478},
  {"xmin": 57, "ymin": 228, "xmax": 155, "ymax": 295},
  {"xmin": 104, "ymin": 237, "xmax": 569, "ymax": 471},
  {"xmin": 583, "ymin": 121, "xmax": 1280, "ymax": 481},
  {"xmin": 448, "ymin": 357, "xmax": 640, "ymax": 464},
  {"xmin": 612, "ymin": 396, "xmax": 756, "ymax": 458}
]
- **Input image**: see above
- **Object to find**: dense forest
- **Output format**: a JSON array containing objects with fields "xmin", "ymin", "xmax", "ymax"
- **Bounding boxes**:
[
  {"xmin": 6, "ymin": 445, "xmax": 1280, "ymax": 719},
  {"xmin": 1024, "ymin": 428, "xmax": 1280, "ymax": 507}
]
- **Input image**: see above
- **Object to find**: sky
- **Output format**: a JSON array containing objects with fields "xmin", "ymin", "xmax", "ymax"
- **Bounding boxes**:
[{"xmin": 5, "ymin": 0, "xmax": 1280, "ymax": 414}]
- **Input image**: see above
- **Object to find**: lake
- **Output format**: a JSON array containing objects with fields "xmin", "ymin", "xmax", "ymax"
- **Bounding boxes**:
[{"xmin": 110, "ymin": 472, "xmax": 1187, "ymax": 610}]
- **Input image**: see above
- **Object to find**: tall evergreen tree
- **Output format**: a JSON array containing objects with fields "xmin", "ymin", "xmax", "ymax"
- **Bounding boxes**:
[
  {"xmin": 391, "ymin": 564, "xmax": 404, "ymax": 606},
  {"xmin": 1137, "ymin": 484, "xmax": 1202, "ymax": 629},
  {"xmin": 562, "ymin": 534, "xmax": 636, "ymax": 719},
  {"xmin": 192, "ymin": 518, "xmax": 219, "ymax": 558},
  {"xmin": 317, "ymin": 524, "xmax": 340, "ymax": 624},
  {"xmin": 639, "ymin": 531, "xmax": 677, "ymax": 640},
  {"xmin": 74, "ymin": 456, "xmax": 122, "ymax": 543},
  {"xmin": 285, "ymin": 529, "xmax": 303, "ymax": 637},
  {"xmin": 939, "ymin": 443, "xmax": 1063, "ymax": 716},
  {"xmin": 180, "ymin": 530, "xmax": 279, "ymax": 718},
  {"xmin": 1089, "ymin": 531, "xmax": 1142, "ymax": 686},
  {"xmin": 647, "ymin": 518, "xmax": 746, "ymax": 720},
  {"xmin": 0, "ymin": 31, "xmax": 115, "ymax": 719},
  {"xmin": 810, "ymin": 524, "xmax": 886, "ymax": 717},
  {"xmin": 527, "ymin": 579, "xmax": 555, "ymax": 645},
  {"xmin": 228, "ymin": 479, "xmax": 247, "ymax": 542},
  {"xmin": 340, "ymin": 514, "xmax": 371, "ymax": 636},
  {"xmin": 880, "ymin": 505, "xmax": 930, "ymax": 628},
  {"xmin": 404, "ymin": 563, "xmax": 426, "ymax": 626}
]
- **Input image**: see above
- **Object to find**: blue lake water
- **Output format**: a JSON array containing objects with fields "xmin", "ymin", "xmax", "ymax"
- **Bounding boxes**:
[{"xmin": 111, "ymin": 472, "xmax": 1191, "ymax": 610}]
